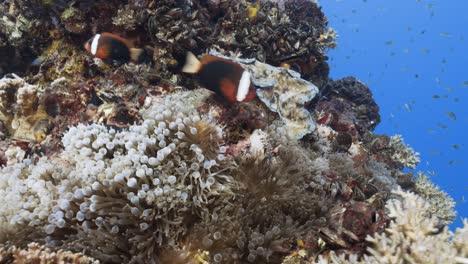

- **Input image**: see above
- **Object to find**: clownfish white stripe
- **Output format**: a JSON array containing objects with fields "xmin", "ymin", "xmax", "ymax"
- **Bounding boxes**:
[
  {"xmin": 237, "ymin": 70, "xmax": 251, "ymax": 102},
  {"xmin": 91, "ymin": 34, "xmax": 101, "ymax": 55}
]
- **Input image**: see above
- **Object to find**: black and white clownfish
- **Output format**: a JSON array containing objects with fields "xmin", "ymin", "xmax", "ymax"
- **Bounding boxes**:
[
  {"xmin": 182, "ymin": 52, "xmax": 256, "ymax": 104},
  {"xmin": 84, "ymin": 32, "xmax": 151, "ymax": 64}
]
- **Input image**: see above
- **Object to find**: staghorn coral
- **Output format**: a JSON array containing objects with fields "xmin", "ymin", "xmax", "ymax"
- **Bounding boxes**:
[
  {"xmin": 414, "ymin": 172, "xmax": 456, "ymax": 225},
  {"xmin": 367, "ymin": 134, "xmax": 421, "ymax": 171},
  {"xmin": 388, "ymin": 134, "xmax": 420, "ymax": 169},
  {"xmin": 0, "ymin": 242, "xmax": 98, "ymax": 264},
  {"xmin": 314, "ymin": 189, "xmax": 468, "ymax": 264}
]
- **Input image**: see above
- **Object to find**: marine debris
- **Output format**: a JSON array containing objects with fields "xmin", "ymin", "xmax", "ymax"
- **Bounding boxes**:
[{"xmin": 0, "ymin": 0, "xmax": 464, "ymax": 263}]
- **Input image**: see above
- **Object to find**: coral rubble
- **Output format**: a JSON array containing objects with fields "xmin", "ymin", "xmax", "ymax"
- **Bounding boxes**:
[{"xmin": 0, "ymin": 0, "xmax": 463, "ymax": 263}]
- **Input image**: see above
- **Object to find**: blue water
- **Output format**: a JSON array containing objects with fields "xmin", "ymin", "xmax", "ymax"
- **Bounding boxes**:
[{"xmin": 321, "ymin": 0, "xmax": 467, "ymax": 229}]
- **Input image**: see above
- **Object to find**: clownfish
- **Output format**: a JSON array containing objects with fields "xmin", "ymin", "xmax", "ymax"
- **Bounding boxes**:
[
  {"xmin": 84, "ymin": 32, "xmax": 150, "ymax": 64},
  {"xmin": 182, "ymin": 52, "xmax": 256, "ymax": 104}
]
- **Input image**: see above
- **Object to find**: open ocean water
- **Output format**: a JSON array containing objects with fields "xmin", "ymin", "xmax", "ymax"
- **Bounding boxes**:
[{"xmin": 321, "ymin": 0, "xmax": 467, "ymax": 229}]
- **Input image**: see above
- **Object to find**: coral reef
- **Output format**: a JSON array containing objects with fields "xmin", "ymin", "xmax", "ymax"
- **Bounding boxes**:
[
  {"xmin": 414, "ymin": 172, "xmax": 457, "ymax": 225},
  {"xmin": 0, "ymin": 74, "xmax": 48, "ymax": 143},
  {"xmin": 208, "ymin": 51, "xmax": 320, "ymax": 140},
  {"xmin": 318, "ymin": 77, "xmax": 380, "ymax": 136},
  {"xmin": 315, "ymin": 189, "xmax": 466, "ymax": 264},
  {"xmin": 0, "ymin": 0, "xmax": 462, "ymax": 263},
  {"xmin": 0, "ymin": 242, "xmax": 97, "ymax": 264},
  {"xmin": 0, "ymin": 95, "xmax": 235, "ymax": 262}
]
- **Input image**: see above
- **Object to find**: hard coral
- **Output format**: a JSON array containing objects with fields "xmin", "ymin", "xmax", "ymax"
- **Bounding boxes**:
[
  {"xmin": 388, "ymin": 135, "xmax": 420, "ymax": 169},
  {"xmin": 367, "ymin": 134, "xmax": 420, "ymax": 171},
  {"xmin": 414, "ymin": 173, "xmax": 456, "ymax": 225},
  {"xmin": 0, "ymin": 242, "xmax": 98, "ymax": 264},
  {"xmin": 316, "ymin": 190, "xmax": 468, "ymax": 264},
  {"xmin": 318, "ymin": 77, "xmax": 380, "ymax": 136},
  {"xmin": 319, "ymin": 201, "xmax": 389, "ymax": 253},
  {"xmin": 0, "ymin": 74, "xmax": 49, "ymax": 143}
]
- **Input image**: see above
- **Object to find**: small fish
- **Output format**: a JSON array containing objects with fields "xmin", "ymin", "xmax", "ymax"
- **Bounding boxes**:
[
  {"xmin": 452, "ymin": 144, "xmax": 461, "ymax": 150},
  {"xmin": 84, "ymin": 32, "xmax": 150, "ymax": 64},
  {"xmin": 462, "ymin": 81, "xmax": 468, "ymax": 87},
  {"xmin": 445, "ymin": 86, "xmax": 454, "ymax": 92},
  {"xmin": 448, "ymin": 159, "xmax": 461, "ymax": 166},
  {"xmin": 437, "ymin": 122, "xmax": 448, "ymax": 129},
  {"xmin": 445, "ymin": 111, "xmax": 457, "ymax": 121},
  {"xmin": 432, "ymin": 95, "xmax": 440, "ymax": 99},
  {"xmin": 424, "ymin": 4, "xmax": 434, "ymax": 9},
  {"xmin": 404, "ymin": 103, "xmax": 412, "ymax": 112},
  {"xmin": 182, "ymin": 52, "xmax": 256, "ymax": 104},
  {"xmin": 440, "ymin": 32, "xmax": 451, "ymax": 37}
]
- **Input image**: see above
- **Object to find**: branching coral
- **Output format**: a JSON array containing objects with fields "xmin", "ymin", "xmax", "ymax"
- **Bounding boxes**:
[
  {"xmin": 414, "ymin": 172, "xmax": 456, "ymax": 225},
  {"xmin": 315, "ymin": 189, "xmax": 468, "ymax": 264},
  {"xmin": 388, "ymin": 135, "xmax": 420, "ymax": 169}
]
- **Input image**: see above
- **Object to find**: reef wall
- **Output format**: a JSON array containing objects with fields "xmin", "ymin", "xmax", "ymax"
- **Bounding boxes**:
[{"xmin": 0, "ymin": 0, "xmax": 466, "ymax": 263}]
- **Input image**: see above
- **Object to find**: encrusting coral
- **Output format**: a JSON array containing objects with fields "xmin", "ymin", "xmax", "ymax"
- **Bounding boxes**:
[{"xmin": 0, "ymin": 0, "xmax": 463, "ymax": 263}]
